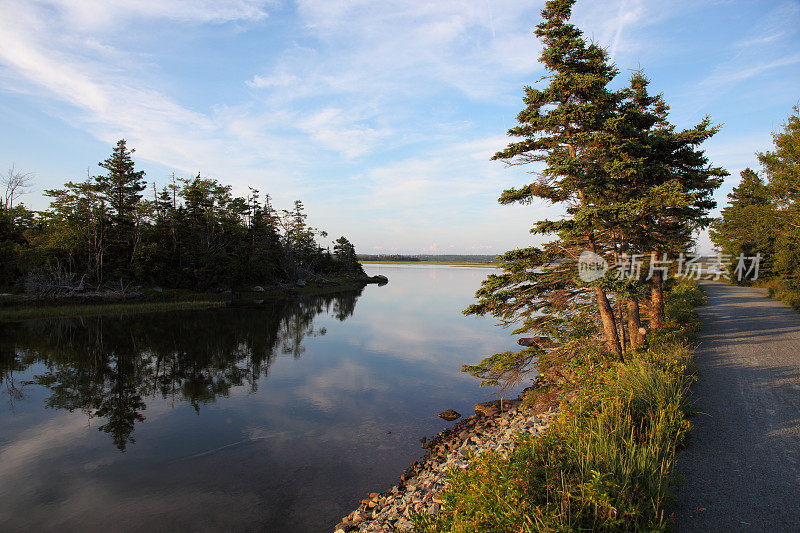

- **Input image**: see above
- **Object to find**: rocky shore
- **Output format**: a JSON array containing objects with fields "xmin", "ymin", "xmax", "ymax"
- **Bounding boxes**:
[{"xmin": 334, "ymin": 396, "xmax": 559, "ymax": 532}]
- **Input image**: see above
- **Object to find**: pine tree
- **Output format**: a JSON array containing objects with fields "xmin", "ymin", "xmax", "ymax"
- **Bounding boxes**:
[
  {"xmin": 93, "ymin": 140, "xmax": 146, "ymax": 278},
  {"xmin": 757, "ymin": 106, "xmax": 800, "ymax": 287},
  {"xmin": 95, "ymin": 140, "xmax": 146, "ymax": 226},
  {"xmin": 462, "ymin": 0, "xmax": 636, "ymax": 393},
  {"xmin": 598, "ymin": 72, "xmax": 724, "ymax": 331},
  {"xmin": 465, "ymin": 0, "xmax": 625, "ymax": 383},
  {"xmin": 710, "ymin": 169, "xmax": 776, "ymax": 281},
  {"xmin": 333, "ymin": 236, "xmax": 363, "ymax": 275},
  {"xmin": 464, "ymin": 0, "xmax": 723, "ymax": 387}
]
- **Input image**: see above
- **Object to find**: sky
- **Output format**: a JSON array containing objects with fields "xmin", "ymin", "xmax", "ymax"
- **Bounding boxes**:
[{"xmin": 0, "ymin": 0, "xmax": 798, "ymax": 255}]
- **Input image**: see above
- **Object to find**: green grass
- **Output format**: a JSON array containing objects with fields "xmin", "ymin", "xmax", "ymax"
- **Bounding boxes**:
[
  {"xmin": 413, "ymin": 280, "xmax": 703, "ymax": 532},
  {"xmin": 0, "ymin": 299, "xmax": 226, "ymax": 321}
]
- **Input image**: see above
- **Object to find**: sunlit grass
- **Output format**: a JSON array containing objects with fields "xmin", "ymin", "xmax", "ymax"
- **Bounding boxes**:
[
  {"xmin": 414, "ymin": 280, "xmax": 703, "ymax": 532},
  {"xmin": 0, "ymin": 299, "xmax": 227, "ymax": 321}
]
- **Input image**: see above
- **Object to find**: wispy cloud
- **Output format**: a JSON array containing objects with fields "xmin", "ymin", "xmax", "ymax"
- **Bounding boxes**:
[{"xmin": 692, "ymin": 2, "xmax": 800, "ymax": 109}]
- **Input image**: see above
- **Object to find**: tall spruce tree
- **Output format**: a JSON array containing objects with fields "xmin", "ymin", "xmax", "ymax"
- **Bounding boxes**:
[
  {"xmin": 464, "ymin": 0, "xmax": 625, "ymax": 391},
  {"xmin": 94, "ymin": 140, "xmax": 146, "ymax": 277},
  {"xmin": 598, "ymin": 72, "xmax": 724, "ymax": 332},
  {"xmin": 464, "ymin": 0, "xmax": 723, "ymax": 387},
  {"xmin": 96, "ymin": 140, "xmax": 146, "ymax": 226}
]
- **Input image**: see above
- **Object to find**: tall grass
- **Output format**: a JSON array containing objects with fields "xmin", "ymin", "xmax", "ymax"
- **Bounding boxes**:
[{"xmin": 414, "ymin": 280, "xmax": 703, "ymax": 532}]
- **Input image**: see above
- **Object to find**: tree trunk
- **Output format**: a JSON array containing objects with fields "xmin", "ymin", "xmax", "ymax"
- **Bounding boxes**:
[
  {"xmin": 650, "ymin": 268, "xmax": 664, "ymax": 328},
  {"xmin": 617, "ymin": 297, "xmax": 628, "ymax": 354},
  {"xmin": 594, "ymin": 286, "xmax": 623, "ymax": 361},
  {"xmin": 627, "ymin": 298, "xmax": 643, "ymax": 348}
]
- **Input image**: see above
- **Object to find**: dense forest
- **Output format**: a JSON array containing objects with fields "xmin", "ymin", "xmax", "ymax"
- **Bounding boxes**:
[
  {"xmin": 0, "ymin": 140, "xmax": 365, "ymax": 294},
  {"xmin": 711, "ymin": 106, "xmax": 800, "ymax": 306}
]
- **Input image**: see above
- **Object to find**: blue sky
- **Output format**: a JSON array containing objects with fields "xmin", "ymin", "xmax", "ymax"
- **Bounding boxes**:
[{"xmin": 0, "ymin": 0, "xmax": 798, "ymax": 254}]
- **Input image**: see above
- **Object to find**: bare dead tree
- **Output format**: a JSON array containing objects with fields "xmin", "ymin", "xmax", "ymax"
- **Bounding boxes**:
[{"xmin": 1, "ymin": 164, "xmax": 34, "ymax": 209}]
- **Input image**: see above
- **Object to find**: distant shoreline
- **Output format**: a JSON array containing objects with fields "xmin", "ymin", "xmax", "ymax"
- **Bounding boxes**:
[{"xmin": 360, "ymin": 260, "xmax": 498, "ymax": 267}]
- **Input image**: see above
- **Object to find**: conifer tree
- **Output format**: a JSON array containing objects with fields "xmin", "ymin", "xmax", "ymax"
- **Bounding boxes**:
[
  {"xmin": 95, "ymin": 140, "xmax": 146, "ymax": 226},
  {"xmin": 465, "ymin": 0, "xmax": 626, "ymax": 384},
  {"xmin": 597, "ymin": 72, "xmax": 724, "ymax": 332},
  {"xmin": 710, "ymin": 168, "xmax": 776, "ymax": 281},
  {"xmin": 333, "ymin": 236, "xmax": 363, "ymax": 275},
  {"xmin": 94, "ymin": 139, "xmax": 146, "ymax": 277},
  {"xmin": 757, "ymin": 106, "xmax": 800, "ymax": 286},
  {"xmin": 464, "ymin": 0, "xmax": 723, "ymax": 386}
]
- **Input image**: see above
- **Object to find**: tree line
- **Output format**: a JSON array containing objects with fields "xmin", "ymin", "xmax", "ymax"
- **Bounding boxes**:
[
  {"xmin": 464, "ymin": 0, "xmax": 727, "ymax": 387},
  {"xmin": 0, "ymin": 140, "xmax": 364, "ymax": 293},
  {"xmin": 711, "ymin": 106, "xmax": 800, "ymax": 298}
]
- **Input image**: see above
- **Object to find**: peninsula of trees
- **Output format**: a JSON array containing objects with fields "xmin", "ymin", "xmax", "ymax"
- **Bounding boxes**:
[{"xmin": 0, "ymin": 140, "xmax": 368, "ymax": 297}]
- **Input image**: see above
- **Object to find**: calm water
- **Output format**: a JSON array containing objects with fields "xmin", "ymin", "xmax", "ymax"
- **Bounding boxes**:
[{"xmin": 0, "ymin": 265, "xmax": 519, "ymax": 532}]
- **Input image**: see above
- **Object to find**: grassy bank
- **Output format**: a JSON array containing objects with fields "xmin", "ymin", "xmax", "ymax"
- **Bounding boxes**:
[
  {"xmin": 414, "ymin": 280, "xmax": 704, "ymax": 532},
  {"xmin": 762, "ymin": 279, "xmax": 800, "ymax": 312},
  {"xmin": 0, "ymin": 276, "xmax": 377, "ymax": 322},
  {"xmin": 0, "ymin": 299, "xmax": 227, "ymax": 321}
]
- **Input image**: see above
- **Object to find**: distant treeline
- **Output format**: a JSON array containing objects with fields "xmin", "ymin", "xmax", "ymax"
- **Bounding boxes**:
[
  {"xmin": 359, "ymin": 254, "xmax": 498, "ymax": 263},
  {"xmin": 0, "ymin": 140, "xmax": 364, "ymax": 293}
]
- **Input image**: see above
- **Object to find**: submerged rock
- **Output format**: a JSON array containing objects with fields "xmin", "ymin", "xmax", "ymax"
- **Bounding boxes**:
[
  {"xmin": 475, "ymin": 399, "xmax": 521, "ymax": 418},
  {"xmin": 438, "ymin": 409, "xmax": 461, "ymax": 421}
]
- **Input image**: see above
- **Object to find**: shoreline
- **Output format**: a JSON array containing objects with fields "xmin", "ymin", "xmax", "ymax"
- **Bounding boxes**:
[
  {"xmin": 334, "ymin": 388, "xmax": 559, "ymax": 532},
  {"xmin": 0, "ymin": 275, "xmax": 387, "ymax": 322}
]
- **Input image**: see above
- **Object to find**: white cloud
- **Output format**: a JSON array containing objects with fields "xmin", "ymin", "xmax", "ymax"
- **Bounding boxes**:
[
  {"xmin": 246, "ymin": 73, "xmax": 300, "ymax": 89},
  {"xmin": 37, "ymin": 0, "xmax": 271, "ymax": 31},
  {"xmin": 700, "ymin": 52, "xmax": 800, "ymax": 90},
  {"xmin": 297, "ymin": 108, "xmax": 392, "ymax": 159}
]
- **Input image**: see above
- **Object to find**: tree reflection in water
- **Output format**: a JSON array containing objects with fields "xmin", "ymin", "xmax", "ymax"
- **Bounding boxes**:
[{"xmin": 0, "ymin": 289, "xmax": 362, "ymax": 451}]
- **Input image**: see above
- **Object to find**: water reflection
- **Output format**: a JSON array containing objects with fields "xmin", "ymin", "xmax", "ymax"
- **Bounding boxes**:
[
  {"xmin": 0, "ymin": 266, "xmax": 520, "ymax": 532},
  {"xmin": 0, "ymin": 290, "xmax": 362, "ymax": 452}
]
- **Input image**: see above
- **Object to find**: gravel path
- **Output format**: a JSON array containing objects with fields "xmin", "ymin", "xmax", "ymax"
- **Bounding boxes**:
[{"xmin": 673, "ymin": 281, "xmax": 800, "ymax": 531}]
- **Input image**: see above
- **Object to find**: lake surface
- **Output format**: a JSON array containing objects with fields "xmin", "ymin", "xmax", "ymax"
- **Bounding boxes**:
[{"xmin": 0, "ymin": 264, "xmax": 520, "ymax": 532}]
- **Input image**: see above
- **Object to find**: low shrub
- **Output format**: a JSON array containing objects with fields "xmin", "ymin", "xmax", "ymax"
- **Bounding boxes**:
[{"xmin": 763, "ymin": 278, "xmax": 800, "ymax": 312}]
